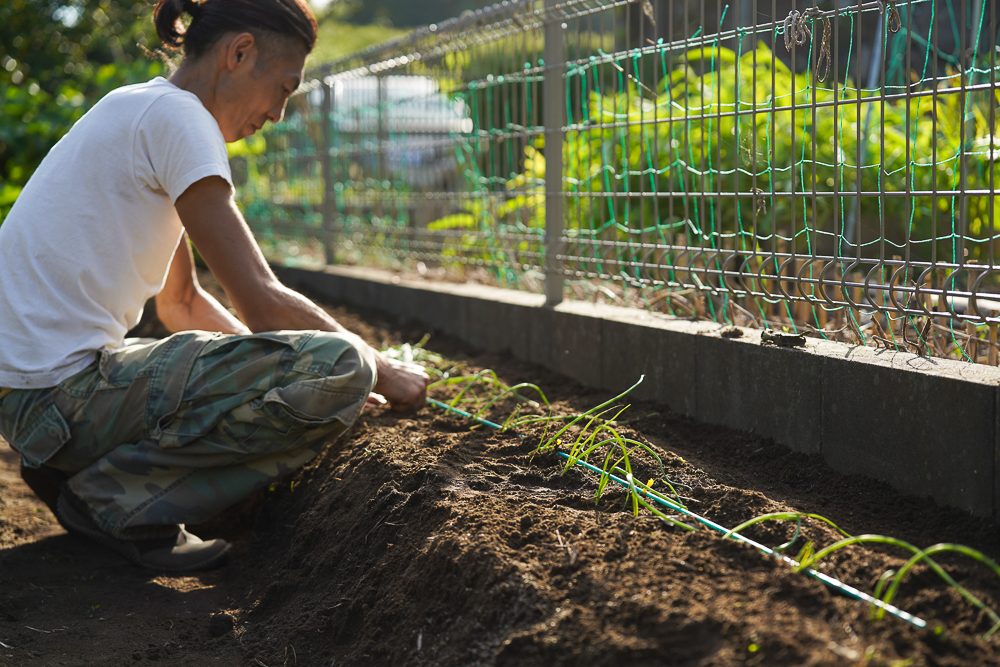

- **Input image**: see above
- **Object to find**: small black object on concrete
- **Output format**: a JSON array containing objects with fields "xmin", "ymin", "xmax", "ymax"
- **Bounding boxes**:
[{"xmin": 761, "ymin": 329, "xmax": 806, "ymax": 348}]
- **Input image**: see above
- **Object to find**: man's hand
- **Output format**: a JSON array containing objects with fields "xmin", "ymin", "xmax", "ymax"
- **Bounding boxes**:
[{"xmin": 373, "ymin": 355, "xmax": 430, "ymax": 412}]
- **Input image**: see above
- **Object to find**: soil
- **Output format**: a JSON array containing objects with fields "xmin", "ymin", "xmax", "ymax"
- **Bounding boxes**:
[{"xmin": 3, "ymin": 273, "xmax": 1000, "ymax": 666}]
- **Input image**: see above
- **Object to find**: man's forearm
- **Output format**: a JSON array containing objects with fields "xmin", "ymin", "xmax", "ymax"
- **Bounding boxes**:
[
  {"xmin": 172, "ymin": 177, "xmax": 428, "ymax": 410},
  {"xmin": 240, "ymin": 282, "xmax": 347, "ymax": 334},
  {"xmin": 157, "ymin": 287, "xmax": 250, "ymax": 335},
  {"xmin": 157, "ymin": 279, "xmax": 342, "ymax": 337}
]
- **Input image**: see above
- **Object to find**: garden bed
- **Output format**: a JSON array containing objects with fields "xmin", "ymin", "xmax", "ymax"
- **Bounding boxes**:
[
  {"xmin": 2, "ymin": 280, "xmax": 1000, "ymax": 666},
  {"xmin": 220, "ymin": 347, "xmax": 1000, "ymax": 667}
]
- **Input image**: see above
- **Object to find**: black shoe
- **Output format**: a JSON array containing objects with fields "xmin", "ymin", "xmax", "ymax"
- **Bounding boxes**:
[{"xmin": 56, "ymin": 492, "xmax": 231, "ymax": 572}]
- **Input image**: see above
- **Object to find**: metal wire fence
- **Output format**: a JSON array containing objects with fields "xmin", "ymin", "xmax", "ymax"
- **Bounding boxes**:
[{"xmin": 238, "ymin": 0, "xmax": 1000, "ymax": 364}]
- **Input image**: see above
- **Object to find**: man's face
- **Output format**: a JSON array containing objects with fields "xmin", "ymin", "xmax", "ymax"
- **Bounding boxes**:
[{"xmin": 218, "ymin": 42, "xmax": 306, "ymax": 143}]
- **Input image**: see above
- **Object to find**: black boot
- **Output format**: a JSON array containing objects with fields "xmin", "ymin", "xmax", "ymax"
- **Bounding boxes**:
[{"xmin": 19, "ymin": 463, "xmax": 69, "ymax": 520}]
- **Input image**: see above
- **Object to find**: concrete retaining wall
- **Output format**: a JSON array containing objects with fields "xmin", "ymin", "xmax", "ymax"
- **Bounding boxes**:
[{"xmin": 274, "ymin": 264, "xmax": 1000, "ymax": 518}]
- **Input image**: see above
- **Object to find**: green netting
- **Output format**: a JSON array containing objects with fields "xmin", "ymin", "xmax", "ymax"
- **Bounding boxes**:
[{"xmin": 239, "ymin": 0, "xmax": 1000, "ymax": 363}]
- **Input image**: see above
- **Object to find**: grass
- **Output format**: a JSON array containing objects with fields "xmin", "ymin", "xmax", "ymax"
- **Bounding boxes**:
[{"xmin": 309, "ymin": 19, "xmax": 407, "ymax": 69}]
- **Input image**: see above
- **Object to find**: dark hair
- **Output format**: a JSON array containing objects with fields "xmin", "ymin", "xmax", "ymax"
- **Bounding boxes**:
[{"xmin": 154, "ymin": 0, "xmax": 317, "ymax": 60}]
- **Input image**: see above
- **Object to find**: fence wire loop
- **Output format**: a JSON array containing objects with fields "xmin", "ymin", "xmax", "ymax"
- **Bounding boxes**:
[
  {"xmin": 877, "ymin": 0, "xmax": 903, "ymax": 33},
  {"xmin": 815, "ymin": 17, "xmax": 833, "ymax": 81},
  {"xmin": 641, "ymin": 0, "xmax": 656, "ymax": 30},
  {"xmin": 752, "ymin": 188, "xmax": 768, "ymax": 217},
  {"xmin": 887, "ymin": 2, "xmax": 902, "ymax": 33},
  {"xmin": 782, "ymin": 10, "xmax": 813, "ymax": 51}
]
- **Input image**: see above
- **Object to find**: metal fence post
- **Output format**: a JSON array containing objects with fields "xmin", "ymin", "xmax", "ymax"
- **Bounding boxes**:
[
  {"xmin": 543, "ymin": 0, "xmax": 566, "ymax": 307},
  {"xmin": 320, "ymin": 79, "xmax": 337, "ymax": 266}
]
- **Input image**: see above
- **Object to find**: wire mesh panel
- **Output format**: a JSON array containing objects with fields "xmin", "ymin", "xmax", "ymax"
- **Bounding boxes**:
[
  {"xmin": 236, "ymin": 92, "xmax": 327, "ymax": 265},
  {"xmin": 298, "ymin": 3, "xmax": 551, "ymax": 288},
  {"xmin": 240, "ymin": 0, "xmax": 1000, "ymax": 364}
]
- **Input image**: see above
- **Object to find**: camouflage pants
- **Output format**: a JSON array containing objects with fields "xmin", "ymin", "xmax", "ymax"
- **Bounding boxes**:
[{"xmin": 0, "ymin": 331, "xmax": 376, "ymax": 540}]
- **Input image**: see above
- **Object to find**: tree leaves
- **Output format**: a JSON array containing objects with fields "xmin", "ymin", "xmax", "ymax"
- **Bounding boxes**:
[{"xmin": 0, "ymin": 0, "xmax": 163, "ymax": 222}]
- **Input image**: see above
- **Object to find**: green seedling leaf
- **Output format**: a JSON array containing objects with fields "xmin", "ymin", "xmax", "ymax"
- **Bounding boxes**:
[
  {"xmin": 501, "ymin": 405, "xmax": 522, "ymax": 430},
  {"xmin": 427, "ymin": 369, "xmax": 502, "ymax": 394},
  {"xmin": 788, "ymin": 533, "xmax": 1000, "ymax": 634},
  {"xmin": 565, "ymin": 406, "xmax": 629, "ymax": 466},
  {"xmin": 539, "ymin": 375, "xmax": 644, "ymax": 451},
  {"xmin": 793, "ymin": 541, "xmax": 815, "ymax": 571},
  {"xmin": 879, "ymin": 543, "xmax": 1000, "ymax": 635},
  {"xmin": 448, "ymin": 369, "xmax": 501, "ymax": 406},
  {"xmin": 723, "ymin": 512, "xmax": 851, "ymax": 542},
  {"xmin": 474, "ymin": 382, "xmax": 550, "ymax": 418},
  {"xmin": 870, "ymin": 569, "xmax": 896, "ymax": 621},
  {"xmin": 772, "ymin": 517, "xmax": 802, "ymax": 553},
  {"xmin": 628, "ymin": 473, "xmax": 696, "ymax": 531},
  {"xmin": 609, "ymin": 459, "xmax": 686, "ymax": 508}
]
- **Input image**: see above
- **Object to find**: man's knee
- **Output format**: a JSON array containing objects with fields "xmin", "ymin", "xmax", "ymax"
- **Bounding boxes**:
[
  {"xmin": 248, "ymin": 331, "xmax": 376, "ymax": 440},
  {"xmin": 299, "ymin": 331, "xmax": 377, "ymax": 395}
]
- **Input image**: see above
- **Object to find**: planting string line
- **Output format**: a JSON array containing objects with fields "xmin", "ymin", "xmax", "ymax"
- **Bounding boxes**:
[
  {"xmin": 425, "ymin": 397, "xmax": 928, "ymax": 630},
  {"xmin": 425, "ymin": 397, "xmax": 506, "ymax": 429}
]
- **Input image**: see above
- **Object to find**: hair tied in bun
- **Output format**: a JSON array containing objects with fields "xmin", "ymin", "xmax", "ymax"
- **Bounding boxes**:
[
  {"xmin": 153, "ymin": 0, "xmax": 317, "ymax": 58},
  {"xmin": 184, "ymin": 0, "xmax": 203, "ymax": 20}
]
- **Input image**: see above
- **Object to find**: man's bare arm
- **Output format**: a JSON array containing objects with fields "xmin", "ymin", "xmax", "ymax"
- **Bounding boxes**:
[
  {"xmin": 173, "ymin": 176, "xmax": 428, "ymax": 411},
  {"xmin": 156, "ymin": 232, "xmax": 251, "ymax": 335},
  {"xmin": 173, "ymin": 178, "xmax": 341, "ymax": 332}
]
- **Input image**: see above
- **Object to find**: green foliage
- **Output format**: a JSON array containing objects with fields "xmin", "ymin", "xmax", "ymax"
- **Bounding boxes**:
[
  {"xmin": 334, "ymin": 0, "xmax": 485, "ymax": 29},
  {"xmin": 310, "ymin": 16, "xmax": 407, "ymax": 66},
  {"xmin": 0, "ymin": 0, "xmax": 164, "ymax": 223}
]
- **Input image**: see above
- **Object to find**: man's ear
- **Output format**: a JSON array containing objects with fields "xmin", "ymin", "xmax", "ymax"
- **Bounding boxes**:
[{"xmin": 226, "ymin": 32, "xmax": 257, "ymax": 71}]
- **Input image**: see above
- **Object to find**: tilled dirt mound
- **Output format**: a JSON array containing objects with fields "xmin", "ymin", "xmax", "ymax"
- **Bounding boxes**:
[{"xmin": 220, "ymin": 391, "xmax": 1000, "ymax": 667}]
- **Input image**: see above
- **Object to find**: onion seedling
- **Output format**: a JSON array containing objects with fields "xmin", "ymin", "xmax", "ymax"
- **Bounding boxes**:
[
  {"xmin": 381, "ymin": 334, "xmax": 442, "ymax": 366},
  {"xmin": 537, "ymin": 376, "xmax": 645, "ymax": 450},
  {"xmin": 877, "ymin": 543, "xmax": 1000, "ymax": 636},
  {"xmin": 426, "ymin": 372, "xmax": 1000, "ymax": 633},
  {"xmin": 472, "ymin": 383, "xmax": 550, "ymax": 418},
  {"xmin": 728, "ymin": 513, "xmax": 1000, "ymax": 639},
  {"xmin": 870, "ymin": 570, "xmax": 897, "ymax": 621},
  {"xmin": 427, "ymin": 371, "xmax": 549, "ymax": 414},
  {"xmin": 427, "ymin": 393, "xmax": 930, "ymax": 629},
  {"xmin": 724, "ymin": 512, "xmax": 851, "ymax": 541},
  {"xmin": 625, "ymin": 472, "xmax": 696, "ymax": 531}
]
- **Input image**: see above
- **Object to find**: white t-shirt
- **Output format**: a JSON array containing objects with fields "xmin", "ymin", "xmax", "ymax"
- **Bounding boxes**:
[{"xmin": 0, "ymin": 77, "xmax": 233, "ymax": 389}]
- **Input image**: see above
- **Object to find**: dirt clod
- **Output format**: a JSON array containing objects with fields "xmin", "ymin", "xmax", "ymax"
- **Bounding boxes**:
[{"xmin": 208, "ymin": 612, "xmax": 235, "ymax": 638}]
